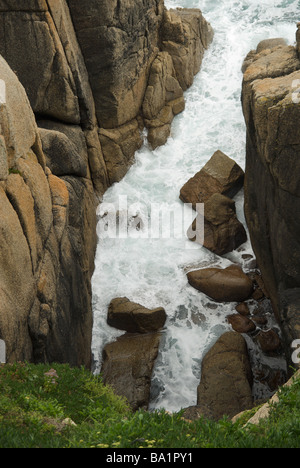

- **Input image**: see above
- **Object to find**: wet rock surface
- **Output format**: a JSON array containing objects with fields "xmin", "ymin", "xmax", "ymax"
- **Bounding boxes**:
[
  {"xmin": 180, "ymin": 150, "xmax": 244, "ymax": 208},
  {"xmin": 107, "ymin": 297, "xmax": 167, "ymax": 334},
  {"xmin": 187, "ymin": 264, "xmax": 253, "ymax": 303}
]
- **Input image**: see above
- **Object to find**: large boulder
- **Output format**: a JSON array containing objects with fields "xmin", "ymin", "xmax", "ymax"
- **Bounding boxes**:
[
  {"xmin": 101, "ymin": 332, "xmax": 161, "ymax": 411},
  {"xmin": 107, "ymin": 297, "xmax": 167, "ymax": 334},
  {"xmin": 180, "ymin": 150, "xmax": 244, "ymax": 208},
  {"xmin": 187, "ymin": 193, "xmax": 247, "ymax": 255},
  {"xmin": 187, "ymin": 264, "xmax": 253, "ymax": 302},
  {"xmin": 196, "ymin": 332, "xmax": 253, "ymax": 420}
]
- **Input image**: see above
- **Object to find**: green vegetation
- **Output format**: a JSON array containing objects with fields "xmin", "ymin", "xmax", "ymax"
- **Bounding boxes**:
[{"xmin": 0, "ymin": 362, "xmax": 299, "ymax": 448}]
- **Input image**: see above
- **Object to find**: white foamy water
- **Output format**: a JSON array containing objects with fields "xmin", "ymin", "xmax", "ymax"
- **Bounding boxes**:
[{"xmin": 92, "ymin": 0, "xmax": 298, "ymax": 412}]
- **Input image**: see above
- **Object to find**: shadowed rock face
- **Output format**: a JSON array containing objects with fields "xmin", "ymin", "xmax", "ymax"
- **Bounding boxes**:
[
  {"xmin": 195, "ymin": 332, "xmax": 253, "ymax": 421},
  {"xmin": 101, "ymin": 332, "xmax": 162, "ymax": 412},
  {"xmin": 241, "ymin": 35, "xmax": 300, "ymax": 364}
]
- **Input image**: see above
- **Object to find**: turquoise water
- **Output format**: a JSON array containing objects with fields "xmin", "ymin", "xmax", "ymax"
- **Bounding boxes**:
[{"xmin": 92, "ymin": 0, "xmax": 298, "ymax": 412}]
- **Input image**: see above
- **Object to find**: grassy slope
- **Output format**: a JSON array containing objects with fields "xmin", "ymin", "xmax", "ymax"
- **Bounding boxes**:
[{"xmin": 0, "ymin": 362, "xmax": 299, "ymax": 448}]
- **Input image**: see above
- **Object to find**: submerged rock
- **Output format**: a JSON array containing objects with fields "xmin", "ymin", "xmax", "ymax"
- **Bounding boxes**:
[
  {"xmin": 226, "ymin": 314, "xmax": 256, "ymax": 334},
  {"xmin": 187, "ymin": 264, "xmax": 253, "ymax": 302},
  {"xmin": 256, "ymin": 329, "xmax": 282, "ymax": 354},
  {"xmin": 180, "ymin": 150, "xmax": 244, "ymax": 208},
  {"xmin": 107, "ymin": 297, "xmax": 167, "ymax": 334}
]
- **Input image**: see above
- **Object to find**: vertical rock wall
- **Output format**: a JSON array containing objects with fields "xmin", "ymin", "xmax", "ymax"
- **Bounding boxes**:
[{"xmin": 242, "ymin": 35, "xmax": 300, "ymax": 366}]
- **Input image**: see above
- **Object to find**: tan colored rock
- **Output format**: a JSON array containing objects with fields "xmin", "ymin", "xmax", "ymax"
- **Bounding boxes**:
[
  {"xmin": 142, "ymin": 51, "xmax": 184, "ymax": 148},
  {"xmin": 16, "ymin": 151, "xmax": 53, "ymax": 244},
  {"xmin": 0, "ymin": 1, "xmax": 214, "ymax": 366},
  {"xmin": 0, "ymin": 55, "xmax": 38, "ymax": 167},
  {"xmin": 99, "ymin": 119, "xmax": 143, "ymax": 185},
  {"xmin": 243, "ymin": 45, "xmax": 299, "ymax": 86},
  {"xmin": 161, "ymin": 8, "xmax": 214, "ymax": 91},
  {"xmin": 48, "ymin": 174, "xmax": 69, "ymax": 242},
  {"xmin": 187, "ymin": 264, "xmax": 253, "ymax": 302},
  {"xmin": 180, "ymin": 150, "xmax": 244, "ymax": 208},
  {"xmin": 145, "ymin": 96, "xmax": 185, "ymax": 149},
  {"xmin": 6, "ymin": 172, "xmax": 39, "ymax": 272},
  {"xmin": 0, "ymin": 185, "xmax": 35, "ymax": 361},
  {"xmin": 84, "ymin": 127, "xmax": 109, "ymax": 195},
  {"xmin": 197, "ymin": 332, "xmax": 253, "ymax": 421},
  {"xmin": 0, "ymin": 53, "xmax": 96, "ymax": 367},
  {"xmin": 0, "ymin": 10, "xmax": 80, "ymax": 123},
  {"xmin": 0, "ymin": 135, "xmax": 8, "ymax": 180},
  {"xmin": 256, "ymin": 38, "xmax": 287, "ymax": 54},
  {"xmin": 147, "ymin": 124, "xmax": 172, "ymax": 150},
  {"xmin": 143, "ymin": 52, "xmax": 183, "ymax": 121},
  {"xmin": 107, "ymin": 297, "xmax": 167, "ymax": 334}
]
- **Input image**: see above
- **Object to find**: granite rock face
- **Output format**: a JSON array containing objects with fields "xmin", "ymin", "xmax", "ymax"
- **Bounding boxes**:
[
  {"xmin": 68, "ymin": 1, "xmax": 213, "ymax": 176},
  {"xmin": 0, "ymin": 0, "xmax": 213, "ymax": 366},
  {"xmin": 0, "ymin": 54, "xmax": 96, "ymax": 366},
  {"xmin": 241, "ymin": 32, "xmax": 300, "ymax": 365}
]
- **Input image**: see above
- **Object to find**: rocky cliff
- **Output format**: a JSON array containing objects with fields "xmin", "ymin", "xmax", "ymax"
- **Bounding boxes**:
[
  {"xmin": 0, "ymin": 0, "xmax": 213, "ymax": 366},
  {"xmin": 242, "ymin": 33, "xmax": 300, "ymax": 367}
]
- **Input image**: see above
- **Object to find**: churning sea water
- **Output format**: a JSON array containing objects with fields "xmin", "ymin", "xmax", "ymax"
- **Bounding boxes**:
[{"xmin": 91, "ymin": 0, "xmax": 299, "ymax": 412}]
